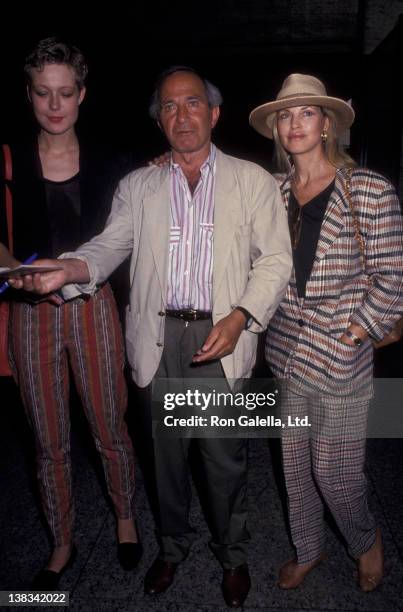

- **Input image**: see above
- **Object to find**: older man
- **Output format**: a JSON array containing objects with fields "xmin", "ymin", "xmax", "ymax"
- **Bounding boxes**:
[{"xmin": 13, "ymin": 66, "xmax": 292, "ymax": 607}]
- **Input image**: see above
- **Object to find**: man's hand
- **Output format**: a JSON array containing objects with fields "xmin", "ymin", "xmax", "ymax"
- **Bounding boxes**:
[
  {"xmin": 8, "ymin": 258, "xmax": 89, "ymax": 295},
  {"xmin": 192, "ymin": 309, "xmax": 247, "ymax": 363},
  {"xmin": 148, "ymin": 151, "xmax": 170, "ymax": 167}
]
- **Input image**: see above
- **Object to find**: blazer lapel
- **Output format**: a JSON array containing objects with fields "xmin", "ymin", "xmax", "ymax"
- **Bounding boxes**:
[
  {"xmin": 279, "ymin": 173, "xmax": 292, "ymax": 212},
  {"xmin": 280, "ymin": 173, "xmax": 299, "ymax": 291},
  {"xmin": 142, "ymin": 169, "xmax": 171, "ymax": 301},
  {"xmin": 281, "ymin": 168, "xmax": 349, "ymax": 304},
  {"xmin": 212, "ymin": 151, "xmax": 241, "ymax": 300},
  {"xmin": 313, "ymin": 168, "xmax": 348, "ymax": 263}
]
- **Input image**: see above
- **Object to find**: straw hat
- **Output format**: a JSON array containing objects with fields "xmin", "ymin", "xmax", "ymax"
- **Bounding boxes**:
[{"xmin": 249, "ymin": 73, "xmax": 355, "ymax": 139}]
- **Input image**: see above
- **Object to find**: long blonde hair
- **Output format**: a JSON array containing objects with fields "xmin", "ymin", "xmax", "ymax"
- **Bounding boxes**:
[{"xmin": 272, "ymin": 107, "xmax": 357, "ymax": 172}]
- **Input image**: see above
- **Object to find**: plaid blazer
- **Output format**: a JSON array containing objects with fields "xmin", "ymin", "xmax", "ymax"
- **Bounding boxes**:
[{"xmin": 266, "ymin": 167, "xmax": 403, "ymax": 395}]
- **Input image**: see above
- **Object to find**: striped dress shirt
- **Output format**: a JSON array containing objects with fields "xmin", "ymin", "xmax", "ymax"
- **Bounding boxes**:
[{"xmin": 167, "ymin": 144, "xmax": 216, "ymax": 310}]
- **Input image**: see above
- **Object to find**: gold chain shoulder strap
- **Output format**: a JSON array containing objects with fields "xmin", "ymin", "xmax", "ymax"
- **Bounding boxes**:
[
  {"xmin": 345, "ymin": 167, "xmax": 403, "ymax": 348},
  {"xmin": 344, "ymin": 167, "xmax": 365, "ymax": 273}
]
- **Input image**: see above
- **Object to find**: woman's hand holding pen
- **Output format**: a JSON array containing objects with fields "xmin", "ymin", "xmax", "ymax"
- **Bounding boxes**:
[
  {"xmin": 8, "ymin": 257, "xmax": 90, "ymax": 296},
  {"xmin": 8, "ymin": 258, "xmax": 70, "ymax": 295}
]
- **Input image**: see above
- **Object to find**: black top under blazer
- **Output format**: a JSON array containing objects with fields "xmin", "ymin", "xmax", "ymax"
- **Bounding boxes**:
[
  {"xmin": 266, "ymin": 167, "xmax": 403, "ymax": 396},
  {"xmin": 0, "ymin": 138, "xmax": 134, "ymax": 262}
]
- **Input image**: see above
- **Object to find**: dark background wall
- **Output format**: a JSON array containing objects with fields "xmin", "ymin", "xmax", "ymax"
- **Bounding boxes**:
[{"xmin": 1, "ymin": 1, "xmax": 402, "ymax": 189}]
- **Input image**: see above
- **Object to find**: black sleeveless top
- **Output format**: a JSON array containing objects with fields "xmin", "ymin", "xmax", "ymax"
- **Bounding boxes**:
[
  {"xmin": 0, "ymin": 139, "xmax": 134, "ymax": 261},
  {"xmin": 44, "ymin": 173, "xmax": 81, "ymax": 257}
]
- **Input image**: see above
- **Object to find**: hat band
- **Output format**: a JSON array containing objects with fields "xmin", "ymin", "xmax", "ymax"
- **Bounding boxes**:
[{"xmin": 276, "ymin": 92, "xmax": 322, "ymax": 101}]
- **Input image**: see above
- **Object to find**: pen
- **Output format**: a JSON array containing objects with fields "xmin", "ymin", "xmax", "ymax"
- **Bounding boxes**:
[{"xmin": 0, "ymin": 252, "xmax": 38, "ymax": 295}]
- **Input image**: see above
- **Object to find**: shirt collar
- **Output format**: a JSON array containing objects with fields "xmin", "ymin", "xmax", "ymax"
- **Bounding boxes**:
[{"xmin": 169, "ymin": 143, "xmax": 217, "ymax": 178}]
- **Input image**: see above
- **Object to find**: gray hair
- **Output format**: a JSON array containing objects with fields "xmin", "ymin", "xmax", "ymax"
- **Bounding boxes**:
[{"xmin": 149, "ymin": 65, "xmax": 223, "ymax": 120}]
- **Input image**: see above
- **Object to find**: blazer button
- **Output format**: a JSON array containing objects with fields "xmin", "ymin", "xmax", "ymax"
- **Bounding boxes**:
[
  {"xmin": 156, "ymin": 342, "xmax": 163, "ymax": 347},
  {"xmin": 298, "ymin": 319, "xmax": 304, "ymax": 327},
  {"xmin": 158, "ymin": 311, "xmax": 165, "ymax": 316}
]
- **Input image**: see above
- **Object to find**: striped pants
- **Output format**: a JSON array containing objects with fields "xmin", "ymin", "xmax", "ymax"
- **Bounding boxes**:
[
  {"xmin": 9, "ymin": 284, "xmax": 135, "ymax": 546},
  {"xmin": 281, "ymin": 386, "xmax": 376, "ymax": 563}
]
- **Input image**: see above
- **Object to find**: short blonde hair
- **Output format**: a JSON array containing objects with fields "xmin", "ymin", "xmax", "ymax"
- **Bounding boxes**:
[{"xmin": 25, "ymin": 37, "xmax": 88, "ymax": 91}]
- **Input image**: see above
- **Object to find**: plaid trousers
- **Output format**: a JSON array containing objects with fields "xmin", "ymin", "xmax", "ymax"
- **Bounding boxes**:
[
  {"xmin": 9, "ymin": 284, "xmax": 135, "ymax": 545},
  {"xmin": 280, "ymin": 385, "xmax": 376, "ymax": 563}
]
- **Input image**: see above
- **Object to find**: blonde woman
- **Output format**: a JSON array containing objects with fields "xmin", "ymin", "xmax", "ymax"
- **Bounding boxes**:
[
  {"xmin": 2, "ymin": 38, "xmax": 141, "ymax": 588},
  {"xmin": 250, "ymin": 74, "xmax": 403, "ymax": 591}
]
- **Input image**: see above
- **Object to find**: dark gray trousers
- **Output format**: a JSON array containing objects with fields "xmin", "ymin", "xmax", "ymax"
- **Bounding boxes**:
[{"xmin": 148, "ymin": 317, "xmax": 249, "ymax": 569}]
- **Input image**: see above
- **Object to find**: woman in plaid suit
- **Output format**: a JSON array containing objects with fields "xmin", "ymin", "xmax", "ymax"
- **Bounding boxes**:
[{"xmin": 250, "ymin": 74, "xmax": 403, "ymax": 591}]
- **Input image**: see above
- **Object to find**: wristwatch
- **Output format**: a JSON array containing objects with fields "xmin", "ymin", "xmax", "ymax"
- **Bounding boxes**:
[
  {"xmin": 236, "ymin": 307, "xmax": 253, "ymax": 329},
  {"xmin": 345, "ymin": 329, "xmax": 363, "ymax": 346}
]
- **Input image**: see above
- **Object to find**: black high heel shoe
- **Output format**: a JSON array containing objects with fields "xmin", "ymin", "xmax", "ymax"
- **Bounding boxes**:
[
  {"xmin": 117, "ymin": 524, "xmax": 143, "ymax": 571},
  {"xmin": 32, "ymin": 545, "xmax": 77, "ymax": 590},
  {"xmin": 117, "ymin": 542, "xmax": 143, "ymax": 570}
]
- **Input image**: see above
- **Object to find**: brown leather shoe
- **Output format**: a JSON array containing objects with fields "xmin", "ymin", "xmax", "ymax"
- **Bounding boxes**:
[
  {"xmin": 358, "ymin": 528, "xmax": 383, "ymax": 592},
  {"xmin": 278, "ymin": 554, "xmax": 326, "ymax": 589},
  {"xmin": 144, "ymin": 558, "xmax": 178, "ymax": 595},
  {"xmin": 222, "ymin": 563, "xmax": 251, "ymax": 608}
]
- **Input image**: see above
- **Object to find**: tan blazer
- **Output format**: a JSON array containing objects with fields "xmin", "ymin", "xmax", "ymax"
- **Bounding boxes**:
[{"xmin": 63, "ymin": 149, "xmax": 292, "ymax": 387}]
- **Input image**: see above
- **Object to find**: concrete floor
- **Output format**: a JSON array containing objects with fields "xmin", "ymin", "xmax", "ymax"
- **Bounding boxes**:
[{"xmin": 1, "ymin": 371, "xmax": 403, "ymax": 612}]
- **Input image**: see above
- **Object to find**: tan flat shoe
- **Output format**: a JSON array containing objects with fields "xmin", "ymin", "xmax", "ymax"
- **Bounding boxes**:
[
  {"xmin": 278, "ymin": 554, "xmax": 326, "ymax": 589},
  {"xmin": 358, "ymin": 528, "xmax": 383, "ymax": 592}
]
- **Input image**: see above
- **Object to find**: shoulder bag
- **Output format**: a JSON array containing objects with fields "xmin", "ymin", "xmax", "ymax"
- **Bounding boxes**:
[
  {"xmin": 345, "ymin": 168, "xmax": 403, "ymax": 349},
  {"xmin": 0, "ymin": 144, "xmax": 13, "ymax": 376}
]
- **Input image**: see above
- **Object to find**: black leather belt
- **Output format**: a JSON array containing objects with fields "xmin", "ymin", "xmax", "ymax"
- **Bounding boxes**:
[{"xmin": 165, "ymin": 309, "xmax": 212, "ymax": 321}]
